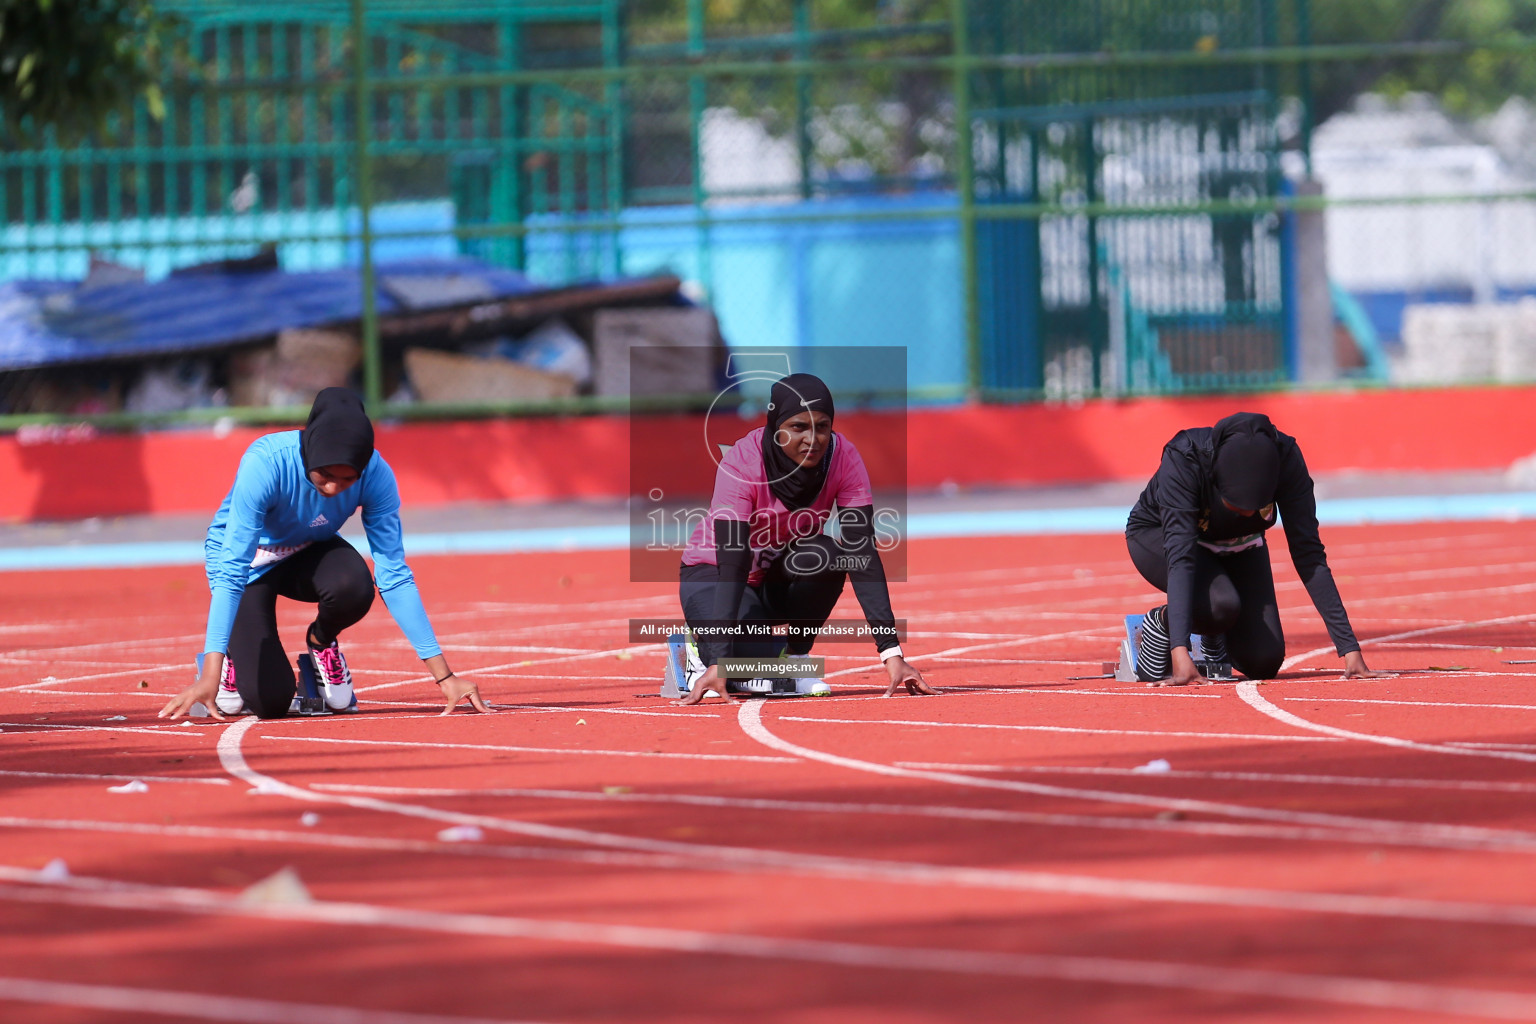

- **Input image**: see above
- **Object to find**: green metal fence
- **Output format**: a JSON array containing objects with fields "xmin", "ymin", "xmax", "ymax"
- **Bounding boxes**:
[{"xmin": 6, "ymin": 0, "xmax": 1536, "ymax": 428}]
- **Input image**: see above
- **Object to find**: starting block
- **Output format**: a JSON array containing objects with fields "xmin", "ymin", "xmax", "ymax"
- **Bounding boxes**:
[
  {"xmin": 660, "ymin": 632, "xmax": 814, "ymax": 698},
  {"xmin": 661, "ymin": 632, "xmax": 691, "ymax": 699},
  {"xmin": 291, "ymin": 652, "xmax": 332, "ymax": 715},
  {"xmin": 1113, "ymin": 614, "xmax": 1234, "ymax": 683}
]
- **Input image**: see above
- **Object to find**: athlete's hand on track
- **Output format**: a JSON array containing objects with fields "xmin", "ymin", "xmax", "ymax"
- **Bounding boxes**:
[
  {"xmin": 436, "ymin": 673, "xmax": 493, "ymax": 715},
  {"xmin": 159, "ymin": 664, "xmax": 228, "ymax": 721},
  {"xmin": 1341, "ymin": 650, "xmax": 1389, "ymax": 679},
  {"xmin": 882, "ymin": 656, "xmax": 936, "ymax": 697},
  {"xmin": 677, "ymin": 665, "xmax": 734, "ymax": 706},
  {"xmin": 1161, "ymin": 646, "xmax": 1202, "ymax": 687}
]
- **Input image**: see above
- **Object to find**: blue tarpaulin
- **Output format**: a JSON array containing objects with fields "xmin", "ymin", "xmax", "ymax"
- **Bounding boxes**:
[{"xmin": 0, "ymin": 259, "xmax": 537, "ymax": 373}]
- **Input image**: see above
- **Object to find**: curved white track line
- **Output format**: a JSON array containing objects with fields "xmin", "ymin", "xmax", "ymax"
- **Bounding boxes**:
[
  {"xmin": 1232, "ymin": 612, "xmax": 1536, "ymax": 764},
  {"xmin": 263, "ymin": 733, "xmax": 795, "ymax": 764},
  {"xmin": 7, "ymin": 871, "xmax": 1536, "ymax": 1021},
  {"xmin": 777, "ymin": 715, "xmax": 1335, "ymax": 743},
  {"xmin": 1238, "ymin": 682, "xmax": 1536, "ymax": 764},
  {"xmin": 303, "ymin": 781, "xmax": 1536, "ymax": 853},
  {"xmin": 215, "ymin": 719, "xmax": 1536, "ymax": 925},
  {"xmin": 735, "ymin": 702, "xmax": 1536, "ymax": 845},
  {"xmin": 1279, "ymin": 612, "xmax": 1536, "ymax": 674}
]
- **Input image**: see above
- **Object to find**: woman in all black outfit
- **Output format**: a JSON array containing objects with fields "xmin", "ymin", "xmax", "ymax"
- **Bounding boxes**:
[{"xmin": 1126, "ymin": 411, "xmax": 1379, "ymax": 685}]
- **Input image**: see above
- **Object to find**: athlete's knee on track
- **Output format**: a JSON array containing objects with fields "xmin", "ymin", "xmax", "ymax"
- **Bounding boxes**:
[
  {"xmin": 1237, "ymin": 644, "xmax": 1284, "ymax": 680},
  {"xmin": 248, "ymin": 694, "xmax": 292, "ymax": 719}
]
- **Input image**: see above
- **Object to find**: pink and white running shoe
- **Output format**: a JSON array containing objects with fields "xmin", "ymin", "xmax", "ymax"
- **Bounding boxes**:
[
  {"xmin": 309, "ymin": 638, "xmax": 357, "ymax": 713},
  {"xmin": 214, "ymin": 657, "xmax": 246, "ymax": 715}
]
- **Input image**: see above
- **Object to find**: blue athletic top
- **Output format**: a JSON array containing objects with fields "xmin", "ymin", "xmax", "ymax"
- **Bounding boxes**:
[{"xmin": 202, "ymin": 430, "xmax": 441, "ymax": 659}]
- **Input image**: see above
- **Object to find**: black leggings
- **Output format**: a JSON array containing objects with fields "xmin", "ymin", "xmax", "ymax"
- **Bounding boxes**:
[
  {"xmin": 228, "ymin": 536, "xmax": 376, "ymax": 718},
  {"xmin": 1126, "ymin": 526, "xmax": 1285, "ymax": 679},
  {"xmin": 679, "ymin": 535, "xmax": 847, "ymax": 659}
]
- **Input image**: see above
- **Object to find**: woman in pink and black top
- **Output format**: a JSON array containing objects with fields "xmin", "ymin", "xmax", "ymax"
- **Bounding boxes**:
[{"xmin": 677, "ymin": 373, "xmax": 933, "ymax": 704}]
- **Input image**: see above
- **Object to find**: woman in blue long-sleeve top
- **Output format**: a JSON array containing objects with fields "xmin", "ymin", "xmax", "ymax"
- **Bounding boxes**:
[{"xmin": 160, "ymin": 388, "xmax": 490, "ymax": 720}]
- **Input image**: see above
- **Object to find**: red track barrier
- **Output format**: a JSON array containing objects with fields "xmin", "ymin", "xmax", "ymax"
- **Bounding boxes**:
[{"xmin": 1, "ymin": 385, "xmax": 1529, "ymax": 521}]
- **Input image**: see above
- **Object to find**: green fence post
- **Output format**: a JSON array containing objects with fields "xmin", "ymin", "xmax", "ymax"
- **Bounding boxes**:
[
  {"xmin": 1297, "ymin": 0, "xmax": 1314, "ymax": 175},
  {"xmin": 794, "ymin": 0, "xmax": 813, "ymax": 201},
  {"xmin": 604, "ymin": 1, "xmax": 626, "ymax": 277},
  {"xmin": 350, "ymin": 0, "xmax": 382, "ymax": 411},
  {"xmin": 952, "ymin": 0, "xmax": 981, "ymax": 398},
  {"xmin": 688, "ymin": 0, "xmax": 712, "ymax": 297}
]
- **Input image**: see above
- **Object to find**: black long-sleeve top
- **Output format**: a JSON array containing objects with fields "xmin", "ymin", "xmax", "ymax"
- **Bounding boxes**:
[{"xmin": 1126, "ymin": 422, "xmax": 1360, "ymax": 657}]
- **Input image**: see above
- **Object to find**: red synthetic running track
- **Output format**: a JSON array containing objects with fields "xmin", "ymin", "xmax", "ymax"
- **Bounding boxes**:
[{"xmin": 4, "ymin": 523, "xmax": 1536, "ymax": 1022}]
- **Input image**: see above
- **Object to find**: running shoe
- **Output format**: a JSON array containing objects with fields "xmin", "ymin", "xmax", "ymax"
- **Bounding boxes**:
[
  {"xmin": 214, "ymin": 656, "xmax": 246, "ymax": 715},
  {"xmin": 681, "ymin": 632, "xmax": 707, "ymax": 694},
  {"xmin": 1196, "ymin": 631, "xmax": 1232, "ymax": 679},
  {"xmin": 1136, "ymin": 604, "xmax": 1173, "ymax": 684},
  {"xmin": 787, "ymin": 653, "xmax": 831, "ymax": 696},
  {"xmin": 726, "ymin": 675, "xmax": 796, "ymax": 695},
  {"xmin": 308, "ymin": 637, "xmax": 358, "ymax": 712}
]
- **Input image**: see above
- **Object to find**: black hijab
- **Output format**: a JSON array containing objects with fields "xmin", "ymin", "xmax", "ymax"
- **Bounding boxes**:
[
  {"xmin": 762, "ymin": 373, "xmax": 835, "ymax": 510},
  {"xmin": 1211, "ymin": 411, "xmax": 1281, "ymax": 510},
  {"xmin": 300, "ymin": 387, "xmax": 374, "ymax": 478}
]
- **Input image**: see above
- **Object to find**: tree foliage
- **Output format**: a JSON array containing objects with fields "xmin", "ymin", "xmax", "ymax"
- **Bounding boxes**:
[
  {"xmin": 1308, "ymin": 0, "xmax": 1536, "ymax": 121},
  {"xmin": 0, "ymin": 0, "xmax": 186, "ymax": 141}
]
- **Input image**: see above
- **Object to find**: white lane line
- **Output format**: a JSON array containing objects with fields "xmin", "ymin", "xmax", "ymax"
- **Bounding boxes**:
[
  {"xmin": 1238, "ymin": 682, "xmax": 1536, "ymax": 766},
  {"xmin": 1285, "ymin": 697, "xmax": 1536, "ymax": 712},
  {"xmin": 460, "ymin": 644, "xmax": 668, "ymax": 677},
  {"xmin": 736, "ymin": 703, "xmax": 1536, "ymax": 852},
  {"xmin": 9, "ymin": 689, "xmax": 173, "ymax": 698},
  {"xmin": 0, "ymin": 769, "xmax": 227, "ymax": 786},
  {"xmin": 825, "ymin": 628, "xmax": 1117, "ymax": 680},
  {"xmin": 981, "ymin": 687, "xmax": 1224, "ymax": 699},
  {"xmin": 218, "ymin": 720, "xmax": 1536, "ymax": 923},
  {"xmin": 1374, "ymin": 642, "xmax": 1536, "ymax": 651},
  {"xmin": 1448, "ymin": 742, "xmax": 1536, "ymax": 752},
  {"xmin": 0, "ymin": 679, "xmax": 71, "ymax": 694},
  {"xmin": 0, "ymin": 721, "xmax": 211, "ymax": 738},
  {"xmin": 1242, "ymin": 612, "xmax": 1536, "ymax": 765},
  {"xmin": 936, "ymin": 657, "xmax": 1114, "ymax": 666},
  {"xmin": 462, "ymin": 674, "xmax": 656, "ymax": 683},
  {"xmin": 0, "ymin": 817, "xmax": 689, "ymax": 871},
  {"xmin": 259, "ymin": 734, "xmax": 798, "ymax": 765},
  {"xmin": 433, "ymin": 644, "xmax": 595, "ymax": 655},
  {"xmin": 1, "ymin": 633, "xmax": 202, "ymax": 658},
  {"xmin": 353, "ymin": 645, "xmax": 667, "ymax": 693},
  {"xmin": 12, "ymin": 664, "xmax": 186, "ymax": 686},
  {"xmin": 894, "ymin": 762, "xmax": 1536, "ymax": 795},
  {"xmin": 776, "ymin": 715, "xmax": 1334, "ymax": 744},
  {"xmin": 6, "ymin": 871, "xmax": 1536, "ymax": 1020},
  {"xmin": 1277, "ymin": 614, "xmax": 1536, "ymax": 675},
  {"xmin": 255, "ymin": 704, "xmax": 692, "ymax": 721},
  {"xmin": 0, "ymin": 975, "xmax": 556, "ymax": 1024},
  {"xmin": 307, "ymin": 783, "xmax": 1536, "ymax": 853}
]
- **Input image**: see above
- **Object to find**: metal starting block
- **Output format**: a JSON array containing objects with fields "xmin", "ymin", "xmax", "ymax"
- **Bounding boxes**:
[
  {"xmin": 1113, "ymin": 614, "xmax": 1235, "ymax": 683},
  {"xmin": 291, "ymin": 652, "xmax": 332, "ymax": 716},
  {"xmin": 660, "ymin": 633, "xmax": 806, "ymax": 698},
  {"xmin": 661, "ymin": 633, "xmax": 690, "ymax": 699}
]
